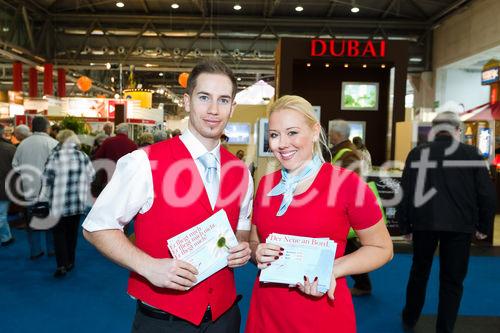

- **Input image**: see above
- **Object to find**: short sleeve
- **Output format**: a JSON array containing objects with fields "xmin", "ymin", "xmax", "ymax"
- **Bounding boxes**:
[
  {"xmin": 344, "ymin": 172, "xmax": 383, "ymax": 231},
  {"xmin": 82, "ymin": 149, "xmax": 153, "ymax": 232}
]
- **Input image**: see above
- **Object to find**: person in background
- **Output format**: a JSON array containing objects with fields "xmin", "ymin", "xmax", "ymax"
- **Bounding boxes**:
[
  {"xmin": 235, "ymin": 149, "xmax": 245, "ymax": 160},
  {"xmin": 0, "ymin": 124, "xmax": 16, "ymax": 246},
  {"xmin": 397, "ymin": 111, "xmax": 496, "ymax": 333},
  {"xmin": 328, "ymin": 120, "xmax": 372, "ymax": 297},
  {"xmin": 39, "ymin": 130, "xmax": 95, "ymax": 277},
  {"xmin": 137, "ymin": 132, "xmax": 154, "ymax": 147},
  {"xmin": 90, "ymin": 133, "xmax": 109, "ymax": 159},
  {"xmin": 49, "ymin": 124, "xmax": 60, "ymax": 140},
  {"xmin": 246, "ymin": 95, "xmax": 392, "ymax": 333},
  {"xmin": 220, "ymin": 133, "xmax": 229, "ymax": 149},
  {"xmin": 236, "ymin": 149, "xmax": 256, "ymax": 178},
  {"xmin": 352, "ymin": 136, "xmax": 372, "ymax": 175},
  {"xmin": 103, "ymin": 122, "xmax": 114, "ymax": 136},
  {"xmin": 92, "ymin": 123, "xmax": 137, "ymax": 199},
  {"xmin": 83, "ymin": 59, "xmax": 253, "ymax": 333},
  {"xmin": 14, "ymin": 125, "xmax": 32, "ymax": 144},
  {"xmin": 171, "ymin": 128, "xmax": 181, "ymax": 137},
  {"xmin": 12, "ymin": 116, "xmax": 57, "ymax": 260},
  {"xmin": 153, "ymin": 130, "xmax": 169, "ymax": 143}
]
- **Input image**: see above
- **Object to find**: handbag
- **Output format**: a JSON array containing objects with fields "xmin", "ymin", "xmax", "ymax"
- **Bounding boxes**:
[{"xmin": 31, "ymin": 201, "xmax": 50, "ymax": 218}]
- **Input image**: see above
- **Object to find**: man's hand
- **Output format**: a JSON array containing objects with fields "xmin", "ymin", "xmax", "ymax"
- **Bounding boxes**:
[
  {"xmin": 475, "ymin": 231, "xmax": 488, "ymax": 240},
  {"xmin": 228, "ymin": 241, "xmax": 251, "ymax": 268},
  {"xmin": 143, "ymin": 258, "xmax": 198, "ymax": 291}
]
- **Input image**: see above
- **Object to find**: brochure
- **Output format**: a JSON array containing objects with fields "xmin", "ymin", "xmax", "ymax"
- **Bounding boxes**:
[
  {"xmin": 167, "ymin": 209, "xmax": 238, "ymax": 285},
  {"xmin": 259, "ymin": 233, "xmax": 337, "ymax": 293}
]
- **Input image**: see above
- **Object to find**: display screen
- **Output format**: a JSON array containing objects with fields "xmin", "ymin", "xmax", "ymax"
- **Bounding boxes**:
[
  {"xmin": 328, "ymin": 120, "xmax": 365, "ymax": 144},
  {"xmin": 224, "ymin": 122, "xmax": 251, "ymax": 144},
  {"xmin": 347, "ymin": 121, "xmax": 366, "ymax": 141},
  {"xmin": 341, "ymin": 82, "xmax": 379, "ymax": 111},
  {"xmin": 478, "ymin": 128, "xmax": 491, "ymax": 158}
]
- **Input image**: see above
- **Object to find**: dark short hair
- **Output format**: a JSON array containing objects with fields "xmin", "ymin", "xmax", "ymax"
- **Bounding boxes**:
[
  {"xmin": 32, "ymin": 116, "xmax": 49, "ymax": 132},
  {"xmin": 186, "ymin": 58, "xmax": 237, "ymax": 98}
]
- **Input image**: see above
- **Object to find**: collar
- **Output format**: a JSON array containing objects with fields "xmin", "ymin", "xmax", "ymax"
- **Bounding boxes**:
[
  {"xmin": 33, "ymin": 132, "xmax": 50, "ymax": 137},
  {"xmin": 180, "ymin": 128, "xmax": 221, "ymax": 163}
]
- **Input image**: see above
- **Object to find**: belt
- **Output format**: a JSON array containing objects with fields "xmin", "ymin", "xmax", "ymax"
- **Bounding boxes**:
[{"xmin": 137, "ymin": 301, "xmax": 212, "ymax": 323}]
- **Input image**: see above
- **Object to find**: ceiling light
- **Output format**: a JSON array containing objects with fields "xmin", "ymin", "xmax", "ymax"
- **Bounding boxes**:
[
  {"xmin": 116, "ymin": 2, "xmax": 124, "ymax": 8},
  {"xmin": 409, "ymin": 57, "xmax": 423, "ymax": 63},
  {"xmin": 114, "ymin": 93, "xmax": 120, "ymax": 99},
  {"xmin": 344, "ymin": 64, "xmax": 349, "ymax": 68},
  {"xmin": 171, "ymin": 3, "xmax": 179, "ymax": 9},
  {"xmin": 106, "ymin": 62, "xmax": 111, "ymax": 70},
  {"xmin": 295, "ymin": 5, "xmax": 304, "ymax": 12},
  {"xmin": 237, "ymin": 77, "xmax": 242, "ymax": 81},
  {"xmin": 233, "ymin": 4, "xmax": 242, "ymax": 10},
  {"xmin": 350, "ymin": 0, "xmax": 359, "ymax": 13},
  {"xmin": 306, "ymin": 63, "xmax": 311, "ymax": 67},
  {"xmin": 90, "ymin": 62, "xmax": 95, "ymax": 66},
  {"xmin": 111, "ymin": 77, "xmax": 115, "ymax": 83},
  {"xmin": 325, "ymin": 63, "xmax": 330, "ymax": 68},
  {"xmin": 381, "ymin": 64, "xmax": 386, "ymax": 68},
  {"xmin": 362, "ymin": 64, "xmax": 367, "ymax": 68},
  {"xmin": 159, "ymin": 72, "xmax": 164, "ymax": 77}
]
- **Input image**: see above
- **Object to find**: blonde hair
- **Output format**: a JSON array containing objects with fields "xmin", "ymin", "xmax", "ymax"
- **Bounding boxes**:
[
  {"xmin": 56, "ymin": 129, "xmax": 80, "ymax": 146},
  {"xmin": 268, "ymin": 95, "xmax": 329, "ymax": 162}
]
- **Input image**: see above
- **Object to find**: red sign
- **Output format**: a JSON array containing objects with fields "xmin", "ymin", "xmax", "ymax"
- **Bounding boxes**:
[{"xmin": 310, "ymin": 39, "xmax": 386, "ymax": 58}]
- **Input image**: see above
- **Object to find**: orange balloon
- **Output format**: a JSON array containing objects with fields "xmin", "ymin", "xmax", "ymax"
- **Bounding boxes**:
[
  {"xmin": 77, "ymin": 76, "xmax": 92, "ymax": 92},
  {"xmin": 178, "ymin": 72, "xmax": 189, "ymax": 88}
]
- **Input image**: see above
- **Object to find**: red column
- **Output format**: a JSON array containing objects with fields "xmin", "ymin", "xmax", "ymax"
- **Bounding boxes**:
[
  {"xmin": 43, "ymin": 63, "xmax": 53, "ymax": 96},
  {"xmin": 57, "ymin": 68, "xmax": 66, "ymax": 97},
  {"xmin": 12, "ymin": 62, "xmax": 23, "ymax": 91},
  {"xmin": 29, "ymin": 67, "xmax": 38, "ymax": 97}
]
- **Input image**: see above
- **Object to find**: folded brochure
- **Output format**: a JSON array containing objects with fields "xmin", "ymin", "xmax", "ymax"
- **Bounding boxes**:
[
  {"xmin": 167, "ymin": 209, "xmax": 238, "ymax": 286},
  {"xmin": 259, "ymin": 233, "xmax": 337, "ymax": 293}
]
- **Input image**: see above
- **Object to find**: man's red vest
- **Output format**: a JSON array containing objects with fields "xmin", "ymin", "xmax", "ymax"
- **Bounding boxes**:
[{"xmin": 127, "ymin": 136, "xmax": 249, "ymax": 325}]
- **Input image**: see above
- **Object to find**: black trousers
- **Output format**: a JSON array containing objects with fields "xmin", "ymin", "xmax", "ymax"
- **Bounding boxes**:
[
  {"xmin": 131, "ymin": 302, "xmax": 241, "ymax": 333},
  {"xmin": 345, "ymin": 238, "xmax": 372, "ymax": 290},
  {"xmin": 402, "ymin": 231, "xmax": 472, "ymax": 333},
  {"xmin": 52, "ymin": 214, "xmax": 81, "ymax": 268}
]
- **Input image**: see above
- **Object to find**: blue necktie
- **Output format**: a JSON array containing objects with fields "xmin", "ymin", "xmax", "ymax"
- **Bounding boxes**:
[{"xmin": 198, "ymin": 152, "xmax": 219, "ymax": 208}]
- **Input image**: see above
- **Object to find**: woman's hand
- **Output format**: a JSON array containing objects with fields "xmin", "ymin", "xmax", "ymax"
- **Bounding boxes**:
[
  {"xmin": 255, "ymin": 243, "xmax": 283, "ymax": 269},
  {"xmin": 296, "ymin": 276, "xmax": 324, "ymax": 298}
]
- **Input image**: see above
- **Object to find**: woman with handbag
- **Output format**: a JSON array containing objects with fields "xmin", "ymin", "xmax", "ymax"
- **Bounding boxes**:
[{"xmin": 39, "ymin": 130, "xmax": 95, "ymax": 277}]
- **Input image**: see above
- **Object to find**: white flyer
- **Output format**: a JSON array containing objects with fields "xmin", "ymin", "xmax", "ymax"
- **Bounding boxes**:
[
  {"xmin": 167, "ymin": 209, "xmax": 238, "ymax": 286},
  {"xmin": 259, "ymin": 233, "xmax": 337, "ymax": 293}
]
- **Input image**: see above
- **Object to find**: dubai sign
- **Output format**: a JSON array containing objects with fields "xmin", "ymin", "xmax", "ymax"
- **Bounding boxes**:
[{"xmin": 311, "ymin": 39, "xmax": 387, "ymax": 58}]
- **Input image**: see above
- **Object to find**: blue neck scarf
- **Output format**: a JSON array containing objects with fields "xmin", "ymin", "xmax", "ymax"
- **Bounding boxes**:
[{"xmin": 267, "ymin": 155, "xmax": 323, "ymax": 217}]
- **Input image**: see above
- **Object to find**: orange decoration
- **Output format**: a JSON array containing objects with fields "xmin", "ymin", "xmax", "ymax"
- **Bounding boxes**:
[
  {"xmin": 77, "ymin": 76, "xmax": 92, "ymax": 92},
  {"xmin": 178, "ymin": 72, "xmax": 189, "ymax": 88}
]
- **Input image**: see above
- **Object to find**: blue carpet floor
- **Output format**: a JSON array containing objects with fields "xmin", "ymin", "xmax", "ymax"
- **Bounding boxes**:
[{"xmin": 1, "ymin": 227, "xmax": 499, "ymax": 332}]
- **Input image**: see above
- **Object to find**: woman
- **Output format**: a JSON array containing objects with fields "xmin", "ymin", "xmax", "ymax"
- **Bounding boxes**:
[
  {"xmin": 245, "ymin": 95, "xmax": 393, "ymax": 333},
  {"xmin": 39, "ymin": 130, "xmax": 95, "ymax": 277},
  {"xmin": 353, "ymin": 136, "xmax": 372, "ymax": 175}
]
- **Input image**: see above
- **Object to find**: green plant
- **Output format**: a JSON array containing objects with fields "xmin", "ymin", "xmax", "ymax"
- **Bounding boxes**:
[{"xmin": 60, "ymin": 116, "xmax": 89, "ymax": 134}]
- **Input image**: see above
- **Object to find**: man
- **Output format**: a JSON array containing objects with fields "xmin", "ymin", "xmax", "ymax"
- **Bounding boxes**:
[
  {"xmin": 93, "ymin": 122, "xmax": 137, "ymax": 164},
  {"xmin": 12, "ymin": 116, "xmax": 58, "ymax": 259},
  {"xmin": 397, "ymin": 111, "xmax": 496, "ymax": 333},
  {"xmin": 83, "ymin": 59, "xmax": 253, "ymax": 333},
  {"xmin": 102, "ymin": 122, "xmax": 113, "ymax": 136},
  {"xmin": 329, "ymin": 119, "xmax": 372, "ymax": 296},
  {"xmin": 14, "ymin": 125, "xmax": 32, "ymax": 143},
  {"xmin": 91, "ymin": 123, "xmax": 137, "ymax": 196},
  {"xmin": 0, "ymin": 124, "xmax": 16, "ymax": 246}
]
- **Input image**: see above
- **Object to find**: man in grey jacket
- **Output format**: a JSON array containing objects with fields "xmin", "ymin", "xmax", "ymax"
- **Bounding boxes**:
[{"xmin": 12, "ymin": 116, "xmax": 58, "ymax": 259}]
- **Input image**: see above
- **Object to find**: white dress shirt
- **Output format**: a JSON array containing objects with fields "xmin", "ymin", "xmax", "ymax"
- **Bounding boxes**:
[{"xmin": 83, "ymin": 129, "xmax": 253, "ymax": 232}]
